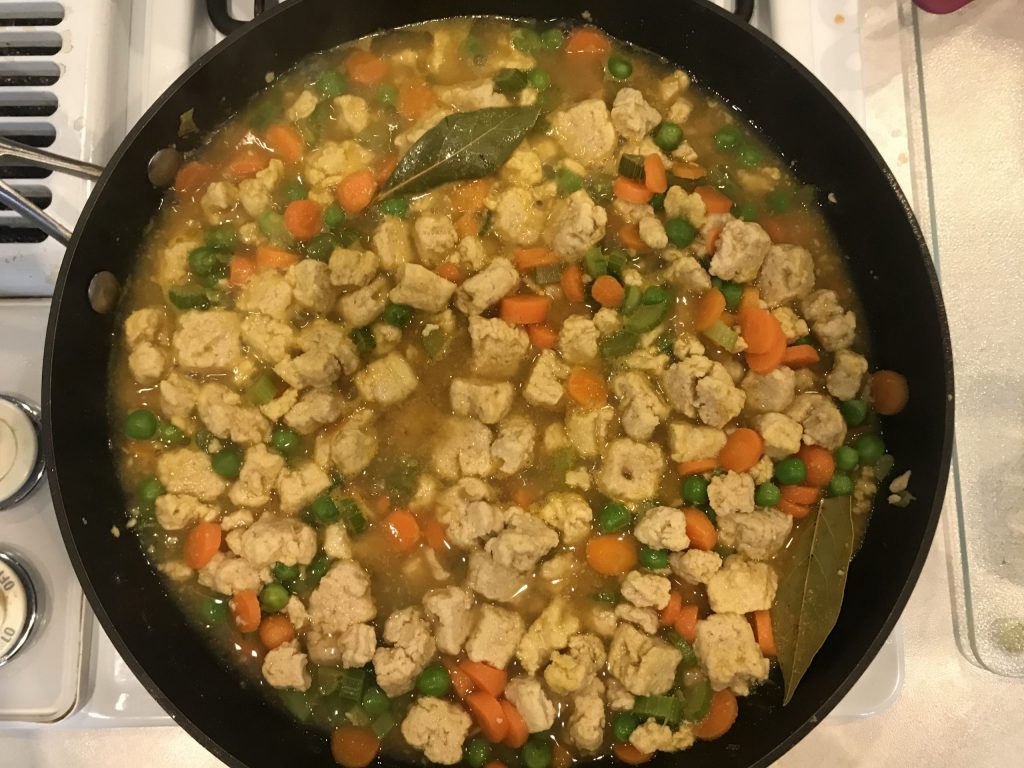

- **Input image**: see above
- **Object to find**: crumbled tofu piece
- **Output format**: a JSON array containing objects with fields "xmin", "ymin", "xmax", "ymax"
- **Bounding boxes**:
[
  {"xmin": 639, "ymin": 216, "xmax": 669, "ymax": 250},
  {"xmin": 156, "ymin": 448, "xmax": 226, "ymax": 502},
  {"xmin": 551, "ymin": 99, "xmax": 617, "ymax": 165},
  {"xmin": 545, "ymin": 633, "xmax": 606, "ymax": 695},
  {"xmin": 373, "ymin": 217, "xmax": 415, "ymax": 272},
  {"xmin": 491, "ymin": 186, "xmax": 547, "ymax": 246},
  {"xmin": 196, "ymin": 382, "xmax": 271, "ymax": 446},
  {"xmin": 611, "ymin": 371, "xmax": 669, "ymax": 441},
  {"xmin": 670, "ymin": 549, "xmax": 723, "ymax": 585},
  {"xmin": 569, "ymin": 680, "xmax": 607, "ymax": 753},
  {"xmin": 237, "ymin": 271, "xmax": 294, "ymax": 320},
  {"xmin": 444, "ymin": 494, "xmax": 507, "ymax": 550},
  {"xmin": 607, "ymin": 623, "xmax": 682, "ymax": 696},
  {"xmin": 504, "ymin": 676, "xmax": 556, "ymax": 733},
  {"xmin": 710, "ymin": 219, "xmax": 772, "ymax": 283},
  {"xmin": 706, "ymin": 555, "xmax": 778, "ymax": 614},
  {"xmin": 516, "ymin": 598, "xmax": 580, "ymax": 674},
  {"xmin": 597, "ymin": 439, "xmax": 665, "ymax": 502},
  {"xmin": 534, "ymin": 492, "xmax": 593, "ymax": 545},
  {"xmin": 274, "ymin": 349, "xmax": 342, "ymax": 391},
  {"xmin": 197, "ymin": 552, "xmax": 261, "ymax": 595},
  {"xmin": 758, "ymin": 244, "xmax": 815, "ymax": 306},
  {"xmin": 154, "ymin": 494, "xmax": 218, "ymax": 531},
  {"xmin": 544, "ymin": 190, "xmax": 608, "ymax": 259},
  {"xmin": 708, "ymin": 470, "xmax": 756, "ymax": 518},
  {"xmin": 334, "ymin": 94, "xmax": 369, "ymax": 134},
  {"xmin": 200, "ymin": 181, "xmax": 239, "ymax": 223},
  {"xmin": 717, "ymin": 508, "xmax": 793, "ymax": 561},
  {"xmin": 662, "ymin": 356, "xmax": 745, "ymax": 428},
  {"xmin": 328, "ymin": 247, "xmax": 379, "ymax": 288},
  {"xmin": 501, "ymin": 143, "xmax": 544, "ymax": 187},
  {"xmin": 593, "ymin": 308, "xmax": 622, "ymax": 337},
  {"xmin": 354, "ymin": 352, "xmax": 419, "ymax": 405},
  {"xmin": 432, "ymin": 416, "xmax": 495, "ymax": 481},
  {"xmin": 469, "ymin": 316, "xmax": 530, "ymax": 377},
  {"xmin": 801, "ymin": 289, "xmax": 857, "ymax": 351},
  {"xmin": 565, "ymin": 406, "xmax": 617, "ymax": 458},
  {"xmin": 449, "ymin": 378, "xmax": 515, "ymax": 425},
  {"xmin": 694, "ymin": 613, "xmax": 769, "ymax": 695},
  {"xmin": 615, "ymin": 604, "xmax": 659, "ymax": 635},
  {"xmin": 231, "ymin": 514, "xmax": 317, "ymax": 569},
  {"xmin": 629, "ymin": 720, "xmax": 695, "ymax": 754},
  {"xmin": 523, "ymin": 349, "xmax": 571, "ymax": 409},
  {"xmin": 128, "ymin": 342, "xmax": 167, "ymax": 384},
  {"xmin": 466, "ymin": 604, "xmax": 525, "ymax": 669},
  {"xmin": 786, "ymin": 393, "xmax": 847, "ymax": 450},
  {"xmin": 610, "ymin": 87, "xmax": 662, "ymax": 141},
  {"xmin": 826, "ymin": 349, "xmax": 868, "ymax": 401},
  {"xmin": 275, "ymin": 462, "xmax": 331, "ymax": 516},
  {"xmin": 754, "ymin": 412, "xmax": 804, "ymax": 459},
  {"xmin": 388, "ymin": 262, "xmax": 457, "ymax": 312},
  {"xmin": 633, "ymin": 506, "xmax": 690, "ymax": 551},
  {"xmin": 772, "ymin": 306, "xmax": 810, "ymax": 342},
  {"xmin": 455, "ymin": 257, "xmax": 519, "ymax": 315},
  {"xmin": 401, "ymin": 698, "xmax": 473, "ymax": 766},
  {"xmin": 621, "ymin": 571, "xmax": 672, "ymax": 610},
  {"xmin": 373, "ymin": 607, "xmax": 436, "ymax": 697},
  {"xmin": 666, "ymin": 421, "xmax": 727, "ymax": 463},
  {"xmin": 557, "ymin": 315, "xmax": 600, "ymax": 365},
  {"xmin": 490, "ymin": 415, "xmax": 536, "ymax": 476},
  {"xmin": 303, "ymin": 139, "xmax": 373, "ymax": 192},
  {"xmin": 262, "ymin": 640, "xmax": 311, "ymax": 691},
  {"xmin": 241, "ymin": 313, "xmax": 295, "ymax": 365},
  {"xmin": 466, "ymin": 549, "xmax": 526, "ymax": 603},
  {"xmin": 172, "ymin": 310, "xmax": 241, "ymax": 372},
  {"xmin": 741, "ymin": 366, "xmax": 796, "ymax": 414},
  {"xmin": 485, "ymin": 508, "xmax": 559, "ymax": 572},
  {"xmin": 338, "ymin": 276, "xmax": 389, "ymax": 327},
  {"xmin": 285, "ymin": 388, "xmax": 345, "ymax": 435},
  {"xmin": 227, "ymin": 445, "xmax": 284, "ymax": 508},
  {"xmin": 423, "ymin": 586, "xmax": 475, "ymax": 656},
  {"xmin": 329, "ymin": 410, "xmax": 378, "ymax": 477},
  {"xmin": 663, "ymin": 186, "xmax": 706, "ymax": 228}
]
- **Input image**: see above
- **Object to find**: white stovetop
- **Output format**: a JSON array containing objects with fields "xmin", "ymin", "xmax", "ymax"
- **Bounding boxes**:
[{"xmin": 3, "ymin": 0, "xmax": 1024, "ymax": 765}]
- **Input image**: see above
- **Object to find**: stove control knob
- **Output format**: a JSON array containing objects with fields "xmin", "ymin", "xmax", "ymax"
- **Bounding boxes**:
[
  {"xmin": 0, "ymin": 552, "xmax": 38, "ymax": 667},
  {"xmin": 0, "ymin": 395, "xmax": 44, "ymax": 511}
]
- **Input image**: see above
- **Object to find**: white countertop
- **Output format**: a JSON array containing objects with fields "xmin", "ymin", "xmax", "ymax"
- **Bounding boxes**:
[{"xmin": 3, "ymin": 0, "xmax": 1023, "ymax": 764}]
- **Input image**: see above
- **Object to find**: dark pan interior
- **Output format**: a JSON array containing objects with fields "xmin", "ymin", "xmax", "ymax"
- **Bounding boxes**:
[{"xmin": 42, "ymin": 1, "xmax": 953, "ymax": 766}]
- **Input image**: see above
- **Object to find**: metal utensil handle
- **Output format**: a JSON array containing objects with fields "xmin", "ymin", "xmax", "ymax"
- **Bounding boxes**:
[{"xmin": 0, "ymin": 137, "xmax": 104, "ymax": 247}]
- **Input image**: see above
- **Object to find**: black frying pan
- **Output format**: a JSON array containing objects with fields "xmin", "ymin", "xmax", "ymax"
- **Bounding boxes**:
[{"xmin": 40, "ymin": 1, "xmax": 953, "ymax": 766}]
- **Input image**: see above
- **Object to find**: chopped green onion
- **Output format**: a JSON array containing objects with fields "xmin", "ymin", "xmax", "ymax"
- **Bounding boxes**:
[
  {"xmin": 336, "ymin": 667, "xmax": 367, "ymax": 702},
  {"xmin": 665, "ymin": 630, "xmax": 699, "ymax": 667},
  {"xmin": 307, "ymin": 552, "xmax": 333, "ymax": 585},
  {"xmin": 283, "ymin": 179, "xmax": 307, "ymax": 202},
  {"xmin": 555, "ymin": 168, "xmax": 582, "ymax": 196},
  {"xmin": 361, "ymin": 685, "xmax": 390, "ymax": 718},
  {"xmin": 719, "ymin": 280, "xmax": 743, "ymax": 310},
  {"xmin": 583, "ymin": 247, "xmax": 608, "ymax": 278},
  {"xmin": 680, "ymin": 676, "xmax": 713, "ymax": 721},
  {"xmin": 632, "ymin": 694, "xmax": 683, "ymax": 726},
  {"xmin": 278, "ymin": 689, "xmax": 312, "ymax": 722},
  {"xmin": 600, "ymin": 330, "xmax": 640, "ymax": 358},
  {"xmin": 378, "ymin": 197, "xmax": 409, "ymax": 217},
  {"xmin": 310, "ymin": 494, "xmax": 341, "ymax": 524},
  {"xmin": 624, "ymin": 301, "xmax": 670, "ymax": 333},
  {"xmin": 245, "ymin": 371, "xmax": 281, "ymax": 405},
  {"xmin": 494, "ymin": 68, "xmax": 528, "ymax": 94},
  {"xmin": 382, "ymin": 303, "xmax": 413, "ymax": 327},
  {"xmin": 345, "ymin": 706, "xmax": 372, "ymax": 727},
  {"xmin": 376, "ymin": 83, "xmax": 397, "ymax": 106},
  {"xmin": 338, "ymin": 498, "xmax": 368, "ymax": 534},
  {"xmin": 422, "ymin": 328, "xmax": 447, "ymax": 358},
  {"xmin": 205, "ymin": 224, "xmax": 236, "ymax": 250},
  {"xmin": 606, "ymin": 248, "xmax": 629, "ymax": 278},
  {"xmin": 612, "ymin": 712, "xmax": 641, "ymax": 742},
  {"xmin": 323, "ymin": 203, "xmax": 347, "ymax": 229},
  {"xmin": 618, "ymin": 154, "xmax": 645, "ymax": 181},
  {"xmin": 591, "ymin": 591, "xmax": 618, "ymax": 603},
  {"xmin": 527, "ymin": 67, "xmax": 551, "ymax": 91},
  {"xmin": 258, "ymin": 211, "xmax": 293, "ymax": 246},
  {"xmin": 702, "ymin": 319, "xmax": 739, "ymax": 351},
  {"xmin": 371, "ymin": 711, "xmax": 396, "ymax": 738},
  {"xmin": 510, "ymin": 27, "xmax": 541, "ymax": 53},
  {"xmin": 315, "ymin": 70, "xmax": 347, "ymax": 99},
  {"xmin": 621, "ymin": 285, "xmax": 642, "ymax": 315},
  {"xmin": 305, "ymin": 232, "xmax": 340, "ymax": 262},
  {"xmin": 533, "ymin": 263, "xmax": 562, "ymax": 285},
  {"xmin": 641, "ymin": 285, "xmax": 671, "ymax": 305},
  {"xmin": 540, "ymin": 28, "xmax": 565, "ymax": 50},
  {"xmin": 874, "ymin": 453, "xmax": 895, "ymax": 479},
  {"xmin": 350, "ymin": 326, "xmax": 376, "ymax": 355},
  {"xmin": 168, "ymin": 284, "xmax": 210, "ymax": 310},
  {"xmin": 584, "ymin": 175, "xmax": 614, "ymax": 204}
]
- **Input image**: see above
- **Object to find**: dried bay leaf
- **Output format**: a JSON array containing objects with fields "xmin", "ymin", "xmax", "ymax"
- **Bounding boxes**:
[
  {"xmin": 380, "ymin": 104, "xmax": 541, "ymax": 199},
  {"xmin": 773, "ymin": 496, "xmax": 855, "ymax": 704}
]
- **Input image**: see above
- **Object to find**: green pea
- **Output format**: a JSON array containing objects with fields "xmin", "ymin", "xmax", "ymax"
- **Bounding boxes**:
[
  {"xmin": 527, "ymin": 67, "xmax": 551, "ymax": 91},
  {"xmin": 834, "ymin": 445, "xmax": 860, "ymax": 473},
  {"xmin": 205, "ymin": 224, "xmax": 236, "ymax": 250},
  {"xmin": 639, "ymin": 545, "xmax": 669, "ymax": 570},
  {"xmin": 702, "ymin": 506, "xmax": 718, "ymax": 526},
  {"xmin": 840, "ymin": 399, "xmax": 870, "ymax": 427},
  {"xmin": 714, "ymin": 125, "xmax": 740, "ymax": 150},
  {"xmin": 828, "ymin": 472, "xmax": 854, "ymax": 497},
  {"xmin": 774, "ymin": 456, "xmax": 807, "ymax": 486},
  {"xmin": 607, "ymin": 54, "xmax": 633, "ymax": 80},
  {"xmin": 854, "ymin": 434, "xmax": 886, "ymax": 465},
  {"xmin": 654, "ymin": 330, "xmax": 675, "ymax": 357},
  {"xmin": 379, "ymin": 197, "xmax": 409, "ymax": 217},
  {"xmin": 361, "ymin": 684, "xmax": 390, "ymax": 718},
  {"xmin": 556, "ymin": 168, "xmax": 582, "ymax": 196},
  {"xmin": 598, "ymin": 502, "xmax": 631, "ymax": 533},
  {"xmin": 591, "ymin": 591, "xmax": 618, "ymax": 603},
  {"xmin": 494, "ymin": 68, "xmax": 528, "ymax": 95},
  {"xmin": 259, "ymin": 582, "xmax": 290, "ymax": 612},
  {"xmin": 739, "ymin": 144, "xmax": 763, "ymax": 167},
  {"xmin": 654, "ymin": 121, "xmax": 684, "ymax": 152},
  {"xmin": 416, "ymin": 663, "xmax": 451, "ymax": 697},
  {"xmin": 188, "ymin": 246, "xmax": 220, "ymax": 276},
  {"xmin": 283, "ymin": 179, "xmax": 306, "ymax": 202},
  {"xmin": 510, "ymin": 27, "xmax": 542, "ymax": 53},
  {"xmin": 272, "ymin": 562, "xmax": 300, "ymax": 584},
  {"xmin": 323, "ymin": 203, "xmax": 346, "ymax": 229},
  {"xmin": 272, "ymin": 427, "xmax": 300, "ymax": 455},
  {"xmin": 464, "ymin": 737, "xmax": 492, "ymax": 768},
  {"xmin": 665, "ymin": 218, "xmax": 696, "ymax": 247},
  {"xmin": 612, "ymin": 711, "xmax": 641, "ymax": 742},
  {"xmin": 522, "ymin": 735, "xmax": 553, "ymax": 768},
  {"xmin": 650, "ymin": 191, "xmax": 666, "ymax": 211},
  {"xmin": 766, "ymin": 188, "xmax": 792, "ymax": 214},
  {"xmin": 641, "ymin": 285, "xmax": 671, "ymax": 305},
  {"xmin": 754, "ymin": 482, "xmax": 781, "ymax": 508},
  {"xmin": 735, "ymin": 201, "xmax": 759, "ymax": 221},
  {"xmin": 315, "ymin": 70, "xmax": 347, "ymax": 99},
  {"xmin": 310, "ymin": 494, "xmax": 340, "ymax": 524},
  {"xmin": 382, "ymin": 303, "xmax": 413, "ymax": 328},
  {"xmin": 198, "ymin": 597, "xmax": 229, "ymax": 625},
  {"xmin": 211, "ymin": 448, "xmax": 242, "ymax": 479},
  {"xmin": 719, "ymin": 281, "xmax": 743, "ymax": 310},
  {"xmin": 350, "ymin": 326, "xmax": 376, "ymax": 355},
  {"xmin": 156, "ymin": 422, "xmax": 187, "ymax": 446},
  {"xmin": 305, "ymin": 232, "xmax": 340, "ymax": 263},
  {"xmin": 136, "ymin": 476, "xmax": 165, "ymax": 504},
  {"xmin": 540, "ymin": 28, "xmax": 565, "ymax": 50},
  {"xmin": 376, "ymin": 83, "xmax": 397, "ymax": 106},
  {"xmin": 682, "ymin": 475, "xmax": 709, "ymax": 506},
  {"xmin": 584, "ymin": 175, "xmax": 614, "ymax": 205},
  {"xmin": 124, "ymin": 409, "xmax": 158, "ymax": 440}
]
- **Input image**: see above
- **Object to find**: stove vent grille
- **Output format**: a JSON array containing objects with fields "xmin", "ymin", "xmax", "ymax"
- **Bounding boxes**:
[{"xmin": 0, "ymin": 3, "xmax": 64, "ymax": 244}]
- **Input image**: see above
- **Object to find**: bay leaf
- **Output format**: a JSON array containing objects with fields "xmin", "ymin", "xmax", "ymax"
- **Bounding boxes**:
[
  {"xmin": 380, "ymin": 104, "xmax": 541, "ymax": 199},
  {"xmin": 773, "ymin": 496, "xmax": 855, "ymax": 704}
]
